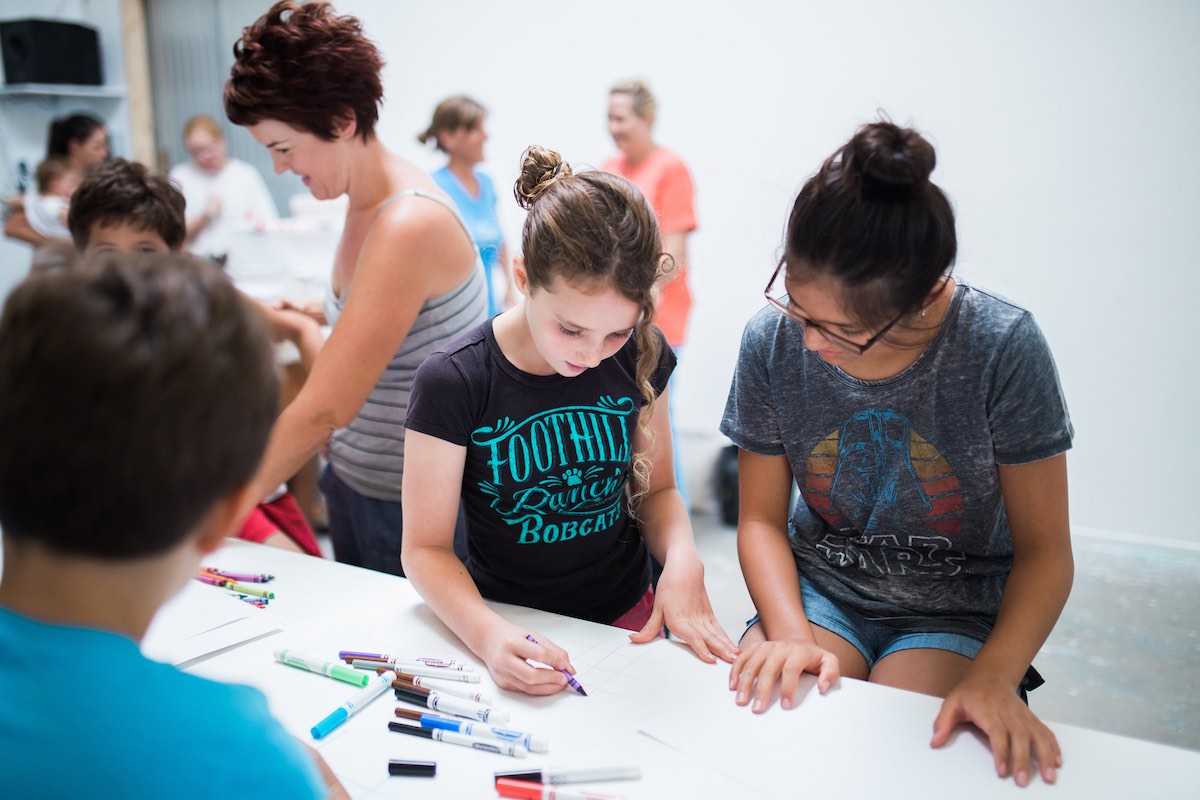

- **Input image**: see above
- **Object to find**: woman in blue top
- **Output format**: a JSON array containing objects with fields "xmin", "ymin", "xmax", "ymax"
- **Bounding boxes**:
[{"xmin": 419, "ymin": 96, "xmax": 513, "ymax": 317}]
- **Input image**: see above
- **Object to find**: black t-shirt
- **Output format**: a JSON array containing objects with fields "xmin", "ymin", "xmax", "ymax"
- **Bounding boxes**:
[{"xmin": 406, "ymin": 320, "xmax": 675, "ymax": 623}]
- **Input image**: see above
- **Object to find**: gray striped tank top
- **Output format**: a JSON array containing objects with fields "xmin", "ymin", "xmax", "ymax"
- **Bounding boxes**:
[{"xmin": 323, "ymin": 189, "xmax": 488, "ymax": 501}]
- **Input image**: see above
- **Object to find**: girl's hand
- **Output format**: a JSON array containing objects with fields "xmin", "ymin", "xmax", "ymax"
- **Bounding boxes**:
[
  {"xmin": 931, "ymin": 670, "xmax": 1061, "ymax": 787},
  {"xmin": 730, "ymin": 638, "xmax": 839, "ymax": 712},
  {"xmin": 630, "ymin": 556, "xmax": 739, "ymax": 663},
  {"xmin": 478, "ymin": 623, "xmax": 575, "ymax": 696}
]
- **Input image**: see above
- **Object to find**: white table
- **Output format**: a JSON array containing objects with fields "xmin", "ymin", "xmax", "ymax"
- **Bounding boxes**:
[{"xmin": 181, "ymin": 540, "xmax": 1200, "ymax": 799}]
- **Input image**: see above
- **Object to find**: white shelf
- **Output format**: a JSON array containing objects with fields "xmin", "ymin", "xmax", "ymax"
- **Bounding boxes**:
[{"xmin": 0, "ymin": 83, "xmax": 125, "ymax": 99}]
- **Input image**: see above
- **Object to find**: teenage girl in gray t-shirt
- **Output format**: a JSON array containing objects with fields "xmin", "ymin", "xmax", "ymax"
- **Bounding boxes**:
[{"xmin": 721, "ymin": 121, "xmax": 1072, "ymax": 788}]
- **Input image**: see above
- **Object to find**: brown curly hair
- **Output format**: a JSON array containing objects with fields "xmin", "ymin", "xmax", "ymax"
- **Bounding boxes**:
[
  {"xmin": 224, "ymin": 1, "xmax": 384, "ymax": 141},
  {"xmin": 514, "ymin": 146, "xmax": 672, "ymax": 507}
]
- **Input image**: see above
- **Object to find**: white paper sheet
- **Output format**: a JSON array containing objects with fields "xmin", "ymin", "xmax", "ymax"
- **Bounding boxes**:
[{"xmin": 141, "ymin": 580, "xmax": 282, "ymax": 665}]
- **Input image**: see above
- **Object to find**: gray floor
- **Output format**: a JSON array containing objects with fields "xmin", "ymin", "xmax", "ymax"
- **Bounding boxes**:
[{"xmin": 689, "ymin": 510, "xmax": 1200, "ymax": 753}]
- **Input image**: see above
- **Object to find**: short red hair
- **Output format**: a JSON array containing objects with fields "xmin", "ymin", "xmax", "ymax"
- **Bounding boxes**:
[{"xmin": 224, "ymin": 1, "xmax": 384, "ymax": 141}]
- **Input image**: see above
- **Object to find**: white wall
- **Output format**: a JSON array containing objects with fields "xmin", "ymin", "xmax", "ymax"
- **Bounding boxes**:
[
  {"xmin": 337, "ymin": 0, "xmax": 1198, "ymax": 544},
  {"xmin": 3, "ymin": 1, "xmax": 1196, "ymax": 546}
]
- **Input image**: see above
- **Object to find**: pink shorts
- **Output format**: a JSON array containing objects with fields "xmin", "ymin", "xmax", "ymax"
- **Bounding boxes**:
[{"xmin": 609, "ymin": 585, "xmax": 662, "ymax": 634}]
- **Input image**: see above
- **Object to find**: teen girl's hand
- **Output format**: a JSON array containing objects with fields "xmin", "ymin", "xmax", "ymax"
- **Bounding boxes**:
[
  {"xmin": 729, "ymin": 638, "xmax": 840, "ymax": 713},
  {"xmin": 478, "ymin": 621, "xmax": 577, "ymax": 696},
  {"xmin": 932, "ymin": 669, "xmax": 1061, "ymax": 787},
  {"xmin": 631, "ymin": 554, "xmax": 739, "ymax": 663}
]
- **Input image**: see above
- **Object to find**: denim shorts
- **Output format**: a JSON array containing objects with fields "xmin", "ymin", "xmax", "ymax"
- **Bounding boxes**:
[{"xmin": 744, "ymin": 576, "xmax": 984, "ymax": 670}]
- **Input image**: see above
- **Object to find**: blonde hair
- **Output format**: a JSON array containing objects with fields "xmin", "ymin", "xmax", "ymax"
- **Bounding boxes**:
[
  {"xmin": 609, "ymin": 78, "xmax": 657, "ymax": 119},
  {"xmin": 417, "ymin": 96, "xmax": 487, "ymax": 153},
  {"xmin": 182, "ymin": 114, "xmax": 226, "ymax": 142},
  {"xmin": 515, "ymin": 145, "xmax": 672, "ymax": 507}
]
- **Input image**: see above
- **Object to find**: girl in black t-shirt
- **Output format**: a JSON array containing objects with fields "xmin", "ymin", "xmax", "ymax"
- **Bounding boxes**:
[{"xmin": 402, "ymin": 146, "xmax": 738, "ymax": 696}]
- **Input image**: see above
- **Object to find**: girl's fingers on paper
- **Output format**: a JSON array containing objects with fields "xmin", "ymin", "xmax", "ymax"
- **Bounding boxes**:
[{"xmin": 1035, "ymin": 724, "xmax": 1061, "ymax": 784}]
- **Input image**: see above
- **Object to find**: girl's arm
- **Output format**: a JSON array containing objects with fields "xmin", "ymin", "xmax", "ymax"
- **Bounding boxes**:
[
  {"xmin": 729, "ymin": 449, "xmax": 839, "ymax": 711},
  {"xmin": 628, "ymin": 384, "xmax": 739, "ymax": 663},
  {"xmin": 400, "ymin": 430, "xmax": 576, "ymax": 696},
  {"xmin": 244, "ymin": 199, "xmax": 471, "ymax": 508},
  {"xmin": 931, "ymin": 453, "xmax": 1072, "ymax": 787}
]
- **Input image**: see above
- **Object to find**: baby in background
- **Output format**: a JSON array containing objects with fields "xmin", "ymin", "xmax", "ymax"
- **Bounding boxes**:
[{"xmin": 24, "ymin": 157, "xmax": 82, "ymax": 240}]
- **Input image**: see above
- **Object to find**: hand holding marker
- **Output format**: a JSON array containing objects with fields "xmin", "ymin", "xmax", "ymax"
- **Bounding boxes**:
[{"xmin": 526, "ymin": 635, "xmax": 587, "ymax": 696}]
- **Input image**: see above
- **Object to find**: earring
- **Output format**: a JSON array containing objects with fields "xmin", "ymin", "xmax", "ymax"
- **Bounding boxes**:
[{"xmin": 920, "ymin": 306, "xmax": 927, "ymax": 318}]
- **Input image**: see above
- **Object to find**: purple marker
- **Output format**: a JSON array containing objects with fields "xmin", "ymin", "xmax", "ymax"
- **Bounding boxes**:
[
  {"xmin": 210, "ymin": 570, "xmax": 273, "ymax": 583},
  {"xmin": 525, "ymin": 635, "xmax": 587, "ymax": 696}
]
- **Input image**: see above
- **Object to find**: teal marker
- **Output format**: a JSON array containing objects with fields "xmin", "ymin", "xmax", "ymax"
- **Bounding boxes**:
[
  {"xmin": 311, "ymin": 670, "xmax": 396, "ymax": 739},
  {"xmin": 275, "ymin": 648, "xmax": 369, "ymax": 687}
]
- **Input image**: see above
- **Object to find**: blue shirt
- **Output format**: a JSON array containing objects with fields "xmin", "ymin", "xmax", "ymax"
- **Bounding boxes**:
[
  {"xmin": 0, "ymin": 606, "xmax": 324, "ymax": 799},
  {"xmin": 432, "ymin": 166, "xmax": 505, "ymax": 316}
]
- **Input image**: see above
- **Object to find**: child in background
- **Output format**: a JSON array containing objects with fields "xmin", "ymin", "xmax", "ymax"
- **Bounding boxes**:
[
  {"xmin": 23, "ymin": 157, "xmax": 81, "ymax": 240},
  {"xmin": 66, "ymin": 158, "xmax": 324, "ymax": 556},
  {"xmin": 402, "ymin": 146, "xmax": 737, "ymax": 695},
  {"xmin": 721, "ymin": 121, "xmax": 1072, "ymax": 786},
  {"xmin": 0, "ymin": 249, "xmax": 343, "ymax": 798}
]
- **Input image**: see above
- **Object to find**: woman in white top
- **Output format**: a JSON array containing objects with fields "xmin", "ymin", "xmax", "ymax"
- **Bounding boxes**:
[{"xmin": 169, "ymin": 113, "xmax": 278, "ymax": 266}]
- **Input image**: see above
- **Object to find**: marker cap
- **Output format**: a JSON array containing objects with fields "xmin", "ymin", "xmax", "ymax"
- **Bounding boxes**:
[
  {"xmin": 388, "ymin": 759, "xmax": 436, "ymax": 777},
  {"xmin": 496, "ymin": 778, "xmax": 545, "ymax": 800},
  {"xmin": 310, "ymin": 707, "xmax": 348, "ymax": 739}
]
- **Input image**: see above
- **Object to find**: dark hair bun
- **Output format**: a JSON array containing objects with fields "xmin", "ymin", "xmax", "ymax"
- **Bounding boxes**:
[
  {"xmin": 843, "ymin": 121, "xmax": 936, "ymax": 200},
  {"xmin": 514, "ymin": 145, "xmax": 573, "ymax": 209}
]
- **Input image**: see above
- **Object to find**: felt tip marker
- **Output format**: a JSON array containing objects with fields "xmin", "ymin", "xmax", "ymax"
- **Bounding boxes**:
[
  {"xmin": 208, "ymin": 570, "xmax": 273, "ymax": 583},
  {"xmin": 275, "ymin": 649, "xmax": 369, "ymax": 687},
  {"xmin": 495, "ymin": 766, "xmax": 642, "ymax": 785},
  {"xmin": 339, "ymin": 652, "xmax": 469, "ymax": 669},
  {"xmin": 227, "ymin": 581, "xmax": 274, "ymax": 599},
  {"xmin": 389, "ymin": 675, "xmax": 494, "ymax": 705},
  {"xmin": 394, "ymin": 685, "xmax": 510, "ymax": 724},
  {"xmin": 496, "ymin": 778, "xmax": 629, "ymax": 800},
  {"xmin": 395, "ymin": 707, "xmax": 548, "ymax": 753},
  {"xmin": 349, "ymin": 659, "xmax": 479, "ymax": 679},
  {"xmin": 310, "ymin": 670, "xmax": 396, "ymax": 739},
  {"xmin": 525, "ymin": 635, "xmax": 587, "ymax": 696},
  {"xmin": 388, "ymin": 721, "xmax": 528, "ymax": 758}
]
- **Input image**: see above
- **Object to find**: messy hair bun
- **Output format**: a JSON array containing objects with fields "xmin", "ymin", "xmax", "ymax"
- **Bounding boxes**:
[
  {"xmin": 841, "ymin": 122, "xmax": 937, "ymax": 201},
  {"xmin": 784, "ymin": 119, "xmax": 956, "ymax": 331},
  {"xmin": 514, "ymin": 146, "xmax": 574, "ymax": 210}
]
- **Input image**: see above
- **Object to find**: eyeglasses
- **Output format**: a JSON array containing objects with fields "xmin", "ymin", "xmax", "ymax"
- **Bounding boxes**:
[{"xmin": 763, "ymin": 261, "xmax": 909, "ymax": 355}]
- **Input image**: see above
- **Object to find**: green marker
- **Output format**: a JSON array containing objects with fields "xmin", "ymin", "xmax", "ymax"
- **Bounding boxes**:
[
  {"xmin": 275, "ymin": 648, "xmax": 369, "ymax": 687},
  {"xmin": 228, "ymin": 581, "xmax": 274, "ymax": 599}
]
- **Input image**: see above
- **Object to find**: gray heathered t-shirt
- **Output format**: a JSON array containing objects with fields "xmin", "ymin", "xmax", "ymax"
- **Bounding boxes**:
[{"xmin": 720, "ymin": 282, "xmax": 1073, "ymax": 642}]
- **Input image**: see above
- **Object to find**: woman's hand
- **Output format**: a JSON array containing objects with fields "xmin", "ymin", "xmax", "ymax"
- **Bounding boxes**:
[
  {"xmin": 478, "ymin": 622, "xmax": 575, "ymax": 696},
  {"xmin": 630, "ymin": 554, "xmax": 738, "ymax": 663},
  {"xmin": 931, "ymin": 668, "xmax": 1061, "ymax": 786},
  {"xmin": 730, "ymin": 637, "xmax": 839, "ymax": 712}
]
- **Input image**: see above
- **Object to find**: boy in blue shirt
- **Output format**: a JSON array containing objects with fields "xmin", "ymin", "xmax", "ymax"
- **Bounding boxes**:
[{"xmin": 0, "ymin": 248, "xmax": 344, "ymax": 797}]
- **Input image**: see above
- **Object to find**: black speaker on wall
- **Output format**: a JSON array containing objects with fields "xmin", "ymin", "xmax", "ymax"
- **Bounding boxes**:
[{"xmin": 1, "ymin": 19, "xmax": 103, "ymax": 86}]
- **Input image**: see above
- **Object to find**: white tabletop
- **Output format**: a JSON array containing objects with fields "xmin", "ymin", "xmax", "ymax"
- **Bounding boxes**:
[{"xmin": 180, "ymin": 540, "xmax": 1200, "ymax": 799}]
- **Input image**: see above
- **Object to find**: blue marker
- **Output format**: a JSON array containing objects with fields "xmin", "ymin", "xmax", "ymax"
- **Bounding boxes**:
[
  {"xmin": 310, "ymin": 670, "xmax": 396, "ymax": 739},
  {"xmin": 394, "ymin": 707, "xmax": 549, "ymax": 753}
]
